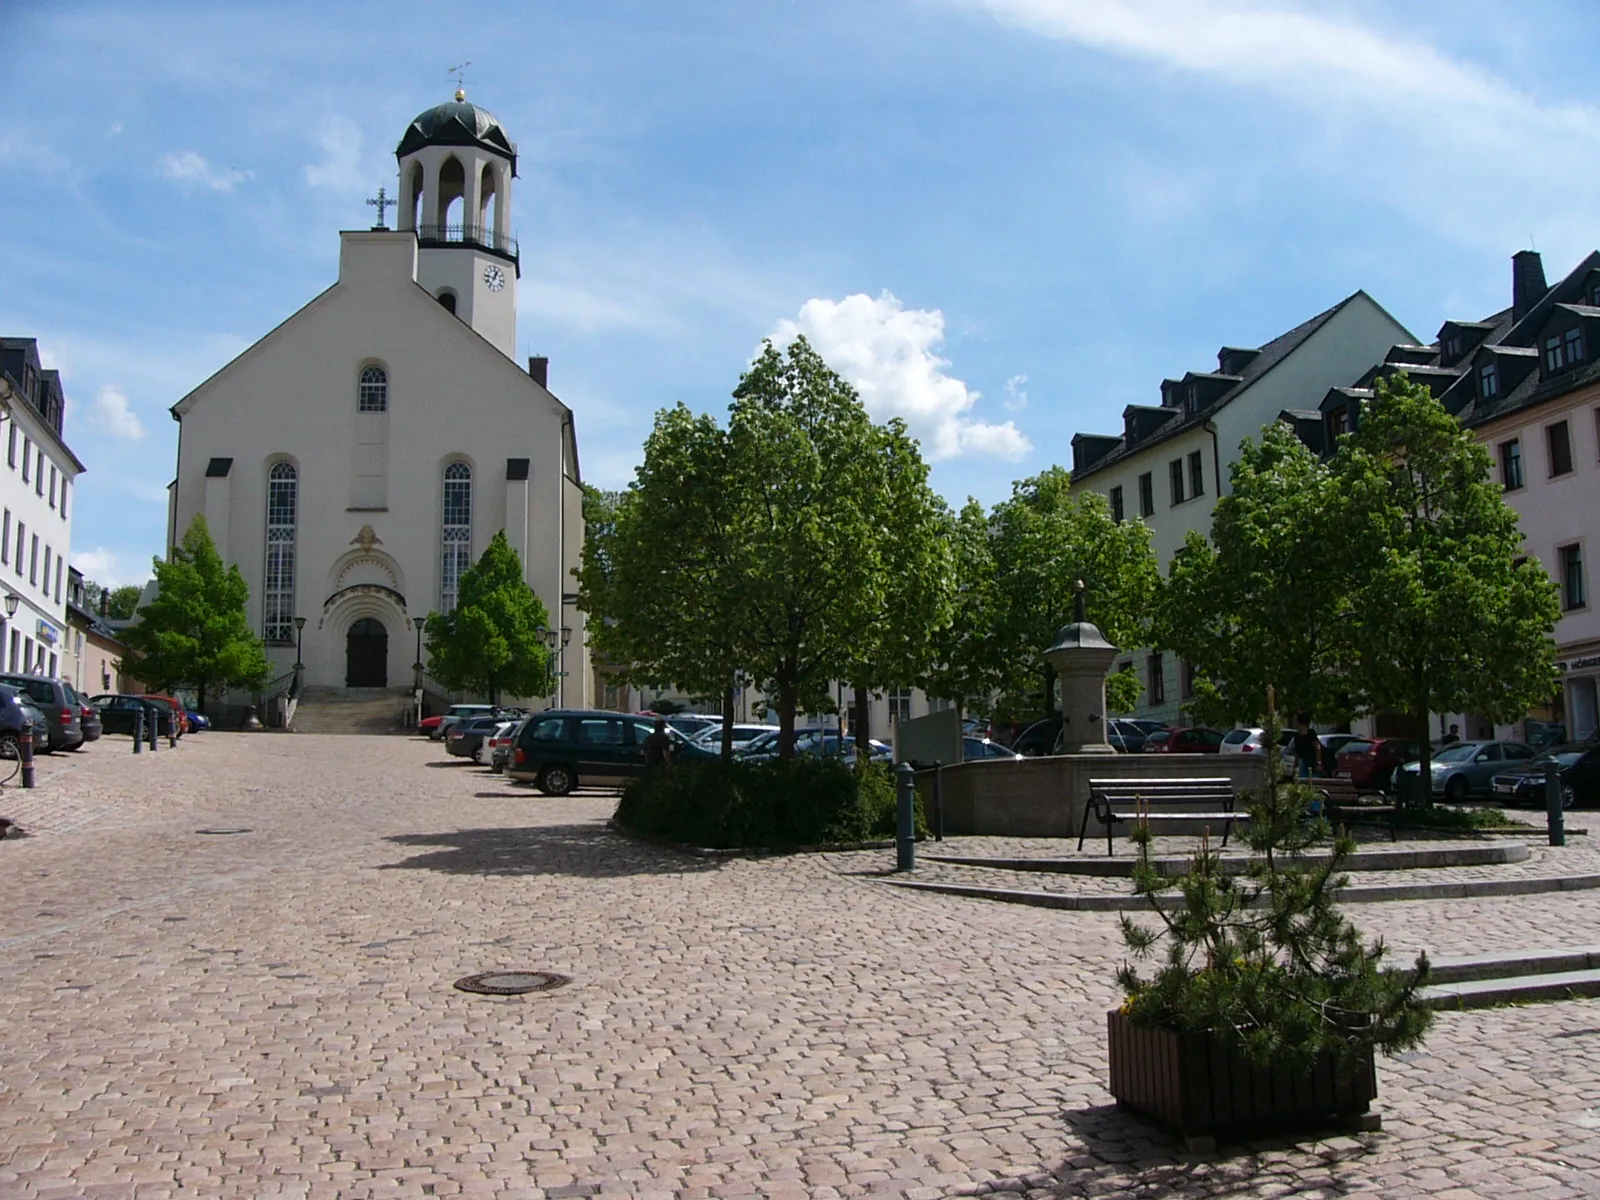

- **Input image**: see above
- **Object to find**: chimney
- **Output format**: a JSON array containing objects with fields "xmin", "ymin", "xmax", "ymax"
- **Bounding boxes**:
[
  {"xmin": 1512, "ymin": 250, "xmax": 1547, "ymax": 322},
  {"xmin": 527, "ymin": 356, "xmax": 549, "ymax": 388},
  {"xmin": 99, "ymin": 589, "xmax": 109, "ymax": 618}
]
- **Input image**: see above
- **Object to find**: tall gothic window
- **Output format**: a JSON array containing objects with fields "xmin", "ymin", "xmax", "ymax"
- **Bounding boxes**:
[
  {"xmin": 264, "ymin": 461, "xmax": 297, "ymax": 642},
  {"xmin": 441, "ymin": 461, "xmax": 472, "ymax": 612},
  {"xmin": 358, "ymin": 365, "xmax": 388, "ymax": 413}
]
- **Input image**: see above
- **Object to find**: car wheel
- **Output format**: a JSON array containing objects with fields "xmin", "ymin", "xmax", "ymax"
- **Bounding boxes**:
[
  {"xmin": 538, "ymin": 764, "xmax": 575, "ymax": 797},
  {"xmin": 1444, "ymin": 774, "xmax": 1468, "ymax": 803},
  {"xmin": 1563, "ymin": 783, "xmax": 1576, "ymax": 810},
  {"xmin": 0, "ymin": 734, "xmax": 17, "ymax": 760}
]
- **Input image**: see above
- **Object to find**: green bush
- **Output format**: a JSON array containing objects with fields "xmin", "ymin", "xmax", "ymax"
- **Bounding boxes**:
[{"xmin": 616, "ymin": 759, "xmax": 919, "ymax": 849}]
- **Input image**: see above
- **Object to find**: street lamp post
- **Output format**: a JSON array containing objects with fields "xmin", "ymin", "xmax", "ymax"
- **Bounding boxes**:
[
  {"xmin": 412, "ymin": 614, "xmax": 428, "ymax": 729},
  {"xmin": 292, "ymin": 616, "xmax": 307, "ymax": 694},
  {"xmin": 3, "ymin": 593, "xmax": 17, "ymax": 673}
]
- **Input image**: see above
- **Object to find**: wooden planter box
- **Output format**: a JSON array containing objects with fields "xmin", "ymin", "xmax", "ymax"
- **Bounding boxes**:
[{"xmin": 1107, "ymin": 1010, "xmax": 1378, "ymax": 1149}]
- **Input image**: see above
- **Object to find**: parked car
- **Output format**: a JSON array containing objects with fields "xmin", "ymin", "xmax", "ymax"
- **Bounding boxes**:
[
  {"xmin": 1124, "ymin": 719, "xmax": 1172, "ymax": 738},
  {"xmin": 186, "ymin": 711, "xmax": 212, "ymax": 732},
  {"xmin": 425, "ymin": 703, "xmax": 500, "ymax": 741},
  {"xmin": 743, "ymin": 730, "xmax": 891, "ymax": 765},
  {"xmin": 1394, "ymin": 740, "xmax": 1537, "ymax": 801},
  {"xmin": 1106, "ymin": 719, "xmax": 1148, "ymax": 753},
  {"xmin": 664, "ymin": 713, "xmax": 721, "ymax": 740},
  {"xmin": 736, "ymin": 727, "xmax": 831, "ymax": 760},
  {"xmin": 963, "ymin": 736, "xmax": 1024, "ymax": 761},
  {"xmin": 0, "ymin": 684, "xmax": 42, "ymax": 757},
  {"xmin": 1491, "ymin": 740, "xmax": 1600, "ymax": 809},
  {"xmin": 91, "ymin": 694, "xmax": 168, "ymax": 737},
  {"xmin": 488, "ymin": 718, "xmax": 528, "ymax": 772},
  {"xmin": 508, "ymin": 710, "xmax": 675, "ymax": 794},
  {"xmin": 446, "ymin": 715, "xmax": 505, "ymax": 759},
  {"xmin": 140, "ymin": 694, "xmax": 188, "ymax": 737},
  {"xmin": 1319, "ymin": 732, "xmax": 1365, "ymax": 759},
  {"xmin": 474, "ymin": 719, "xmax": 519, "ymax": 766},
  {"xmin": 1333, "ymin": 738, "xmax": 1422, "ymax": 791},
  {"xmin": 690, "ymin": 723, "xmax": 777, "ymax": 754},
  {"xmin": 0, "ymin": 673, "xmax": 84, "ymax": 751},
  {"xmin": 1013, "ymin": 718, "xmax": 1062, "ymax": 757},
  {"xmin": 66, "ymin": 684, "xmax": 102, "ymax": 742},
  {"xmin": 1144, "ymin": 726, "xmax": 1224, "ymax": 754},
  {"xmin": 1219, "ymin": 727, "xmax": 1298, "ymax": 758}
]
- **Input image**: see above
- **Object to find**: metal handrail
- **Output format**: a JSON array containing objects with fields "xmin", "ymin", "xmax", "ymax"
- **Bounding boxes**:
[
  {"xmin": 415, "ymin": 221, "xmax": 518, "ymax": 259},
  {"xmin": 260, "ymin": 669, "xmax": 297, "ymax": 701}
]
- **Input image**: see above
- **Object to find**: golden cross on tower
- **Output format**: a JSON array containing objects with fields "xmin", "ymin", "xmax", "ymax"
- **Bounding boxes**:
[
  {"xmin": 448, "ymin": 61, "xmax": 472, "ymax": 101},
  {"xmin": 366, "ymin": 186, "xmax": 394, "ymax": 230}
]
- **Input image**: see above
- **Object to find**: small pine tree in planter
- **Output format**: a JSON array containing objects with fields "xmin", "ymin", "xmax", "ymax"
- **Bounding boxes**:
[{"xmin": 1109, "ymin": 690, "xmax": 1433, "ymax": 1149}]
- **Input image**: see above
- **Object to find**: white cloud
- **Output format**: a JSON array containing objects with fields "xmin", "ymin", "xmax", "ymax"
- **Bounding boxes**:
[
  {"xmin": 1003, "ymin": 373, "xmax": 1029, "ymax": 412},
  {"xmin": 107, "ymin": 120, "xmax": 122, "ymax": 137},
  {"xmin": 73, "ymin": 547, "xmax": 142, "ymax": 589},
  {"xmin": 86, "ymin": 386, "xmax": 147, "ymax": 441},
  {"xmin": 772, "ymin": 292, "xmax": 1032, "ymax": 462},
  {"xmin": 964, "ymin": 0, "xmax": 1600, "ymax": 254},
  {"xmin": 160, "ymin": 150, "xmax": 252, "ymax": 192},
  {"xmin": 303, "ymin": 117, "xmax": 365, "ymax": 193}
]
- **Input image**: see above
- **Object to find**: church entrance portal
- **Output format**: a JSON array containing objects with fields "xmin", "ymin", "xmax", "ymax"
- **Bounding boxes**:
[{"xmin": 346, "ymin": 619, "xmax": 388, "ymax": 688}]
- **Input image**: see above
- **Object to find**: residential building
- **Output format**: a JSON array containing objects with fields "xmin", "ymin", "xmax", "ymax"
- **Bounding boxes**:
[
  {"xmin": 1067, "ymin": 292, "xmax": 1416, "ymax": 723},
  {"xmin": 63, "ymin": 567, "xmax": 130, "ymax": 697},
  {"xmin": 0, "ymin": 337, "xmax": 85, "ymax": 680}
]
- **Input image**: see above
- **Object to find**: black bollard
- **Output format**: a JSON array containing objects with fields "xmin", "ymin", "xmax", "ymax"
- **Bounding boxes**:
[
  {"xmin": 1546, "ymin": 760, "xmax": 1566, "ymax": 847},
  {"xmin": 896, "ymin": 762, "xmax": 916, "ymax": 871},
  {"xmin": 147, "ymin": 708, "xmax": 158, "ymax": 752},
  {"xmin": 168, "ymin": 710, "xmax": 178, "ymax": 749},
  {"xmin": 932, "ymin": 760, "xmax": 945, "ymax": 842},
  {"xmin": 133, "ymin": 713, "xmax": 143, "ymax": 753},
  {"xmin": 19, "ymin": 721, "xmax": 35, "ymax": 789}
]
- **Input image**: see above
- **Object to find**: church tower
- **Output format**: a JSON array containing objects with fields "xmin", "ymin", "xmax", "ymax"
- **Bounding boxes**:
[{"xmin": 395, "ymin": 90, "xmax": 519, "ymax": 357}]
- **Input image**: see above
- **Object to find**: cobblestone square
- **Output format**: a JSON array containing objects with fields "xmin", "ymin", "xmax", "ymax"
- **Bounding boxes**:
[{"xmin": 3, "ymin": 734, "xmax": 1600, "ymax": 1198}]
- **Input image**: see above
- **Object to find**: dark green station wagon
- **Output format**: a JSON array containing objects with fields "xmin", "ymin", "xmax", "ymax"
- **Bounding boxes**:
[{"xmin": 507, "ymin": 709, "xmax": 694, "ymax": 795}]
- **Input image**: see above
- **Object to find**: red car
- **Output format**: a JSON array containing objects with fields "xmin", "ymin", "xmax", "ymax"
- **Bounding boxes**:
[
  {"xmin": 419, "ymin": 714, "xmax": 445, "ymax": 737},
  {"xmin": 1333, "ymin": 738, "xmax": 1422, "ymax": 791},
  {"xmin": 1143, "ymin": 726, "xmax": 1224, "ymax": 753}
]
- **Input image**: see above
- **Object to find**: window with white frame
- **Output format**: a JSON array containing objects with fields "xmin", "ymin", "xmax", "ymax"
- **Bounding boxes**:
[
  {"xmin": 441, "ymin": 461, "xmax": 472, "ymax": 612},
  {"xmin": 1479, "ymin": 363, "xmax": 1498, "ymax": 398},
  {"xmin": 1560, "ymin": 543, "xmax": 1588, "ymax": 611},
  {"xmin": 358, "ymin": 365, "xmax": 388, "ymax": 413},
  {"xmin": 263, "ymin": 461, "xmax": 298, "ymax": 642},
  {"xmin": 1546, "ymin": 334, "xmax": 1566, "ymax": 372},
  {"xmin": 1565, "ymin": 327, "xmax": 1585, "ymax": 366},
  {"xmin": 889, "ymin": 688, "xmax": 913, "ymax": 724}
]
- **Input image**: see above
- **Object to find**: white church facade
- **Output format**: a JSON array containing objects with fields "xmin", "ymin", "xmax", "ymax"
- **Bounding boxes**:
[{"xmin": 168, "ymin": 92, "xmax": 589, "ymax": 711}]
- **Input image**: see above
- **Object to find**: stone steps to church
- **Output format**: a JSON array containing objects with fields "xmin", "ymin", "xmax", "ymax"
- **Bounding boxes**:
[{"xmin": 290, "ymin": 688, "xmax": 409, "ymax": 735}]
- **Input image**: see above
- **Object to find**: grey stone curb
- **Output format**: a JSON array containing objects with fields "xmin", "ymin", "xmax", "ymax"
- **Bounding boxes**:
[
  {"xmin": 922, "ymin": 841, "xmax": 1530, "ymax": 877},
  {"xmin": 606, "ymin": 819, "xmax": 895, "ymax": 859},
  {"xmin": 883, "ymin": 871, "xmax": 1600, "ymax": 912}
]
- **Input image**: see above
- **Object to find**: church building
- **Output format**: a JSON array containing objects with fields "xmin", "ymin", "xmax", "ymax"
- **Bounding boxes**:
[{"xmin": 168, "ymin": 92, "xmax": 589, "ymax": 716}]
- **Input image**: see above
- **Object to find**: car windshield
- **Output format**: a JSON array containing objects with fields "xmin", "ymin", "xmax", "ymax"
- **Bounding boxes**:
[
  {"xmin": 1531, "ymin": 745, "xmax": 1589, "ymax": 767},
  {"xmin": 1221, "ymin": 730, "xmax": 1250, "ymax": 744},
  {"xmin": 1339, "ymin": 741, "xmax": 1375, "ymax": 755},
  {"xmin": 1433, "ymin": 744, "xmax": 1482, "ymax": 762}
]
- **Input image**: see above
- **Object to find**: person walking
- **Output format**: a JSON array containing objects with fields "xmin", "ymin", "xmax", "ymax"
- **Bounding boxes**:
[
  {"xmin": 642, "ymin": 718, "xmax": 674, "ymax": 771},
  {"xmin": 1440, "ymin": 723, "xmax": 1461, "ymax": 747},
  {"xmin": 1292, "ymin": 713, "xmax": 1324, "ymax": 780}
]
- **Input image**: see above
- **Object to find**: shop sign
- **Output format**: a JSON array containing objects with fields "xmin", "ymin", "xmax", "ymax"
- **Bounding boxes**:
[
  {"xmin": 1559, "ymin": 654, "xmax": 1600, "ymax": 674},
  {"xmin": 35, "ymin": 619, "xmax": 59, "ymax": 647}
]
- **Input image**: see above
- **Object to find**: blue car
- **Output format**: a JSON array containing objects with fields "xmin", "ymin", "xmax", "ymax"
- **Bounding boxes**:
[{"xmin": 185, "ymin": 711, "xmax": 211, "ymax": 732}]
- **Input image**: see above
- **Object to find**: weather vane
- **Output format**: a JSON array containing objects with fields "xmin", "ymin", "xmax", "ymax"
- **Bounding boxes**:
[{"xmin": 448, "ymin": 61, "xmax": 472, "ymax": 99}]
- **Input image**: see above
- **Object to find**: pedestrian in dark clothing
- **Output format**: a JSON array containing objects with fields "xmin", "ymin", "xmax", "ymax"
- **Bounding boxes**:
[
  {"xmin": 1440, "ymin": 723, "xmax": 1461, "ymax": 746},
  {"xmin": 1292, "ymin": 713, "xmax": 1323, "ymax": 779},
  {"xmin": 642, "ymin": 718, "xmax": 673, "ymax": 770}
]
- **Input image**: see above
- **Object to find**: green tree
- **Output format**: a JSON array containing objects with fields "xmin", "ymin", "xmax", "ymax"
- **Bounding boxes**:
[
  {"xmin": 119, "ymin": 515, "xmax": 270, "ymax": 711},
  {"xmin": 724, "ymin": 338, "xmax": 889, "ymax": 756},
  {"xmin": 1158, "ymin": 423, "xmax": 1353, "ymax": 726},
  {"xmin": 925, "ymin": 498, "xmax": 999, "ymax": 717},
  {"xmin": 426, "ymin": 531, "xmax": 552, "ymax": 704},
  {"xmin": 1334, "ymin": 375, "xmax": 1560, "ymax": 790},
  {"xmin": 988, "ymin": 467, "xmax": 1159, "ymax": 721},
  {"xmin": 840, "ymin": 418, "xmax": 955, "ymax": 765},
  {"xmin": 80, "ymin": 580, "xmax": 143, "ymax": 619},
  {"xmin": 576, "ymin": 405, "xmax": 747, "ymax": 758}
]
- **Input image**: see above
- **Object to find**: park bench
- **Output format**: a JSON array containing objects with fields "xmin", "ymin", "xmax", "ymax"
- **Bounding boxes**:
[
  {"xmin": 1078, "ymin": 777, "xmax": 1241, "ymax": 855},
  {"xmin": 1315, "ymin": 775, "xmax": 1398, "ymax": 842}
]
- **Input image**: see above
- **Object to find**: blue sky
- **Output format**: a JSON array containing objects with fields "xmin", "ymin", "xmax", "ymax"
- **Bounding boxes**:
[{"xmin": 4, "ymin": 0, "xmax": 1600, "ymax": 586}]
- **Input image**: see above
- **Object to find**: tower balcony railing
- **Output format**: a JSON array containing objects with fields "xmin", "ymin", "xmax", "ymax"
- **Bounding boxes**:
[{"xmin": 415, "ymin": 221, "xmax": 519, "ymax": 264}]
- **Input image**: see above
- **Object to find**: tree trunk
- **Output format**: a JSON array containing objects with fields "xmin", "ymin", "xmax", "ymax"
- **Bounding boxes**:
[
  {"xmin": 721, "ymin": 681, "xmax": 736, "ymax": 764},
  {"xmin": 1413, "ymin": 696, "xmax": 1432, "ymax": 808},
  {"xmin": 777, "ymin": 676, "xmax": 797, "ymax": 760},
  {"xmin": 854, "ymin": 682, "xmax": 871, "ymax": 774}
]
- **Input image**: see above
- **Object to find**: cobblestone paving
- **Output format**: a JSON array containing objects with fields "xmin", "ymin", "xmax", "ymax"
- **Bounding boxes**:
[{"xmin": 4, "ymin": 735, "xmax": 1600, "ymax": 1198}]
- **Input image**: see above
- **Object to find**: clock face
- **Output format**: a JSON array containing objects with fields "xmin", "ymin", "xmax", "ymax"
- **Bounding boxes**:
[{"xmin": 483, "ymin": 264, "xmax": 506, "ymax": 292}]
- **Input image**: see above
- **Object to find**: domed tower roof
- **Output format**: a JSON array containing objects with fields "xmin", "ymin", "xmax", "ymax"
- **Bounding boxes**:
[{"xmin": 396, "ymin": 91, "xmax": 516, "ymax": 170}]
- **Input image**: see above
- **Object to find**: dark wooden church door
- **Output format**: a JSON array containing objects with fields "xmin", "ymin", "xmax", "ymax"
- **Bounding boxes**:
[{"xmin": 346, "ymin": 618, "xmax": 388, "ymax": 687}]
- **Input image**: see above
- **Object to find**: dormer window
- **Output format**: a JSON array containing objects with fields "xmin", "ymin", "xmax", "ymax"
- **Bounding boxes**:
[
  {"xmin": 1185, "ymin": 384, "xmax": 1198, "ymax": 414},
  {"xmin": 1546, "ymin": 335, "xmax": 1566, "ymax": 372},
  {"xmin": 1565, "ymin": 327, "xmax": 1585, "ymax": 365},
  {"xmin": 1479, "ymin": 363, "xmax": 1498, "ymax": 399},
  {"xmin": 1445, "ymin": 336, "xmax": 1461, "ymax": 359}
]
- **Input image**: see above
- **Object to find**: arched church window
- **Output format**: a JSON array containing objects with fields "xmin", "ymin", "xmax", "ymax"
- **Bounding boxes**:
[
  {"xmin": 264, "ymin": 461, "xmax": 297, "ymax": 642},
  {"xmin": 437, "ymin": 290, "xmax": 457, "ymax": 315},
  {"xmin": 358, "ymin": 365, "xmax": 388, "ymax": 413},
  {"xmin": 440, "ymin": 461, "xmax": 472, "ymax": 613}
]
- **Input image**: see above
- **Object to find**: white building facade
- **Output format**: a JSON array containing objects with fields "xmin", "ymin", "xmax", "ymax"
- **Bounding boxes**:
[
  {"xmin": 0, "ymin": 339, "xmax": 83, "ymax": 681},
  {"xmin": 168, "ymin": 93, "xmax": 588, "ymax": 707}
]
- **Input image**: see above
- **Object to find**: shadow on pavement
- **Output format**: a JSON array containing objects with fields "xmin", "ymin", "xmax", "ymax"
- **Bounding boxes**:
[
  {"xmin": 379, "ymin": 822, "xmax": 722, "ymax": 878},
  {"xmin": 1032, "ymin": 1103, "xmax": 1373, "ymax": 1198}
]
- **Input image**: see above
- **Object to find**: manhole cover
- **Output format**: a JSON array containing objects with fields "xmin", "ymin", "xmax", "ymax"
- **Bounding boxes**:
[
  {"xmin": 453, "ymin": 971, "xmax": 571, "ymax": 996},
  {"xmin": 196, "ymin": 827, "xmax": 253, "ymax": 835}
]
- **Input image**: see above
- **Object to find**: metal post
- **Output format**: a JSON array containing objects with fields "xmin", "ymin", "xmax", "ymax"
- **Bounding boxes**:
[
  {"xmin": 896, "ymin": 762, "xmax": 916, "ymax": 871},
  {"xmin": 932, "ymin": 760, "xmax": 945, "ymax": 842},
  {"xmin": 147, "ymin": 707, "xmax": 158, "ymax": 752},
  {"xmin": 19, "ymin": 720, "xmax": 35, "ymax": 788},
  {"xmin": 1546, "ymin": 760, "xmax": 1566, "ymax": 847},
  {"xmin": 169, "ymin": 713, "xmax": 177, "ymax": 748},
  {"xmin": 133, "ymin": 712, "xmax": 142, "ymax": 754}
]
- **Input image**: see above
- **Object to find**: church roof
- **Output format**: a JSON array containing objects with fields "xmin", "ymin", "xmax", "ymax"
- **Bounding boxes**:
[{"xmin": 396, "ymin": 94, "xmax": 515, "ymax": 164}]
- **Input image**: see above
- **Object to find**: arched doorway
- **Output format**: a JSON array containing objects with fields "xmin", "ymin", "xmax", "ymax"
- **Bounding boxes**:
[{"xmin": 346, "ymin": 618, "xmax": 388, "ymax": 687}]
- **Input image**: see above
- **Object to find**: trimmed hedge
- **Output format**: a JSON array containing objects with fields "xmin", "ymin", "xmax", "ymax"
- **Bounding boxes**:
[{"xmin": 615, "ymin": 758, "xmax": 920, "ymax": 850}]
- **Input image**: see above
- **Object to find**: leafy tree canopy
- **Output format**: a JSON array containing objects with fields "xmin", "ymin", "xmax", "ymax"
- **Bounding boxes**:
[
  {"xmin": 426, "ymin": 531, "xmax": 552, "ymax": 704},
  {"xmin": 119, "ymin": 515, "xmax": 270, "ymax": 710},
  {"xmin": 81, "ymin": 581, "xmax": 143, "ymax": 620}
]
